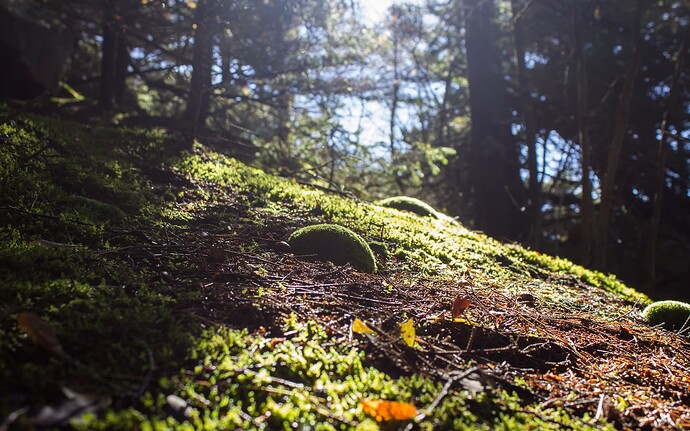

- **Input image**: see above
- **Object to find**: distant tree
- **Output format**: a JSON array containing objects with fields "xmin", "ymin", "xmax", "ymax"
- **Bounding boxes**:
[{"xmin": 461, "ymin": 0, "xmax": 526, "ymax": 239}]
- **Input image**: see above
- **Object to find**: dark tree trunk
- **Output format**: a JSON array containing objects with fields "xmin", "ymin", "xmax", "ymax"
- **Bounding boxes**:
[
  {"xmin": 573, "ymin": 0, "xmax": 594, "ymax": 264},
  {"xmin": 113, "ymin": 31, "xmax": 130, "ymax": 106},
  {"xmin": 100, "ymin": 0, "xmax": 135, "ymax": 108},
  {"xmin": 99, "ymin": 0, "xmax": 117, "ymax": 109},
  {"xmin": 113, "ymin": 0, "xmax": 136, "ymax": 106},
  {"xmin": 184, "ymin": 0, "xmax": 218, "ymax": 138},
  {"xmin": 511, "ymin": 0, "xmax": 541, "ymax": 248},
  {"xmin": 644, "ymin": 24, "xmax": 690, "ymax": 290},
  {"xmin": 593, "ymin": 0, "xmax": 644, "ymax": 269},
  {"xmin": 463, "ymin": 0, "xmax": 525, "ymax": 240}
]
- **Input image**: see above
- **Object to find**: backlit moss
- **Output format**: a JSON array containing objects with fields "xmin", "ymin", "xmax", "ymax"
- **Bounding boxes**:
[
  {"xmin": 288, "ymin": 224, "xmax": 377, "ymax": 273},
  {"xmin": 642, "ymin": 300, "xmax": 690, "ymax": 331},
  {"xmin": 377, "ymin": 196, "xmax": 440, "ymax": 218}
]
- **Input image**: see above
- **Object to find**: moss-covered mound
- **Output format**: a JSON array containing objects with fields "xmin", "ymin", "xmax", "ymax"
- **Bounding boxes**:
[
  {"xmin": 377, "ymin": 196, "xmax": 440, "ymax": 218},
  {"xmin": 288, "ymin": 224, "xmax": 377, "ymax": 273},
  {"xmin": 642, "ymin": 300, "xmax": 690, "ymax": 331}
]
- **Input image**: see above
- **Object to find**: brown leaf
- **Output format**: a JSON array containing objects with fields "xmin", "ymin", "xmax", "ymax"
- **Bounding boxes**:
[
  {"xmin": 452, "ymin": 296, "xmax": 471, "ymax": 319},
  {"xmin": 18, "ymin": 312, "xmax": 65, "ymax": 359}
]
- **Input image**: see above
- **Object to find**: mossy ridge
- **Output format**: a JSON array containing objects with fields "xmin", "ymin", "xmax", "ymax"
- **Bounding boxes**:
[
  {"xmin": 288, "ymin": 224, "xmax": 377, "ymax": 273},
  {"xmin": 377, "ymin": 196, "xmax": 440, "ymax": 218},
  {"xmin": 178, "ymin": 152, "xmax": 643, "ymax": 302},
  {"xmin": 0, "ymin": 112, "xmax": 653, "ymax": 429},
  {"xmin": 74, "ymin": 321, "xmax": 615, "ymax": 431},
  {"xmin": 642, "ymin": 300, "xmax": 690, "ymax": 330}
]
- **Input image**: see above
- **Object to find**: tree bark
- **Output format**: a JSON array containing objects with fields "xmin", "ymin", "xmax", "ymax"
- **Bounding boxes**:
[
  {"xmin": 644, "ymin": 23, "xmax": 690, "ymax": 290},
  {"xmin": 99, "ymin": 0, "xmax": 118, "ymax": 109},
  {"xmin": 593, "ymin": 0, "xmax": 644, "ymax": 269},
  {"xmin": 511, "ymin": 0, "xmax": 541, "ymax": 249},
  {"xmin": 463, "ymin": 0, "xmax": 525, "ymax": 240},
  {"xmin": 184, "ymin": 0, "xmax": 218, "ymax": 138},
  {"xmin": 573, "ymin": 0, "xmax": 594, "ymax": 264}
]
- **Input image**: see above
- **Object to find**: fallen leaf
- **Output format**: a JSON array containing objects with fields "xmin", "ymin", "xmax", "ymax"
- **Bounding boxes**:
[
  {"xmin": 18, "ymin": 312, "xmax": 66, "ymax": 359},
  {"xmin": 352, "ymin": 318, "xmax": 376, "ymax": 335},
  {"xmin": 452, "ymin": 296, "xmax": 471, "ymax": 319},
  {"xmin": 362, "ymin": 399, "xmax": 417, "ymax": 422},
  {"xmin": 399, "ymin": 318, "xmax": 415, "ymax": 347}
]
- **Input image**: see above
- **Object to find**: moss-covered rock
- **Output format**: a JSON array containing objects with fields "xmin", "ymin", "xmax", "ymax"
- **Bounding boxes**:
[
  {"xmin": 288, "ymin": 224, "xmax": 377, "ymax": 273},
  {"xmin": 642, "ymin": 300, "xmax": 690, "ymax": 331},
  {"xmin": 377, "ymin": 196, "xmax": 440, "ymax": 218},
  {"xmin": 368, "ymin": 240, "xmax": 390, "ymax": 260}
]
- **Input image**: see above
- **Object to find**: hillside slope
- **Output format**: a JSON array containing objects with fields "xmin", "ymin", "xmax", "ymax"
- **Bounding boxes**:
[{"xmin": 1, "ymin": 110, "xmax": 689, "ymax": 430}]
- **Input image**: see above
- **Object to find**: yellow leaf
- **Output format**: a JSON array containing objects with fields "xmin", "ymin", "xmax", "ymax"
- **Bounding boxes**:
[
  {"xmin": 362, "ymin": 399, "xmax": 417, "ymax": 422},
  {"xmin": 399, "ymin": 318, "xmax": 415, "ymax": 347},
  {"xmin": 186, "ymin": 1, "xmax": 197, "ymax": 9},
  {"xmin": 352, "ymin": 318, "xmax": 376, "ymax": 335},
  {"xmin": 241, "ymin": 85, "xmax": 251, "ymax": 97}
]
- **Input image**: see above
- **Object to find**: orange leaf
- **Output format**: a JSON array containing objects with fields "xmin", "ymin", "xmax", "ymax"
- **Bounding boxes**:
[
  {"xmin": 361, "ymin": 399, "xmax": 417, "ymax": 422},
  {"xmin": 452, "ymin": 296, "xmax": 471, "ymax": 319},
  {"xmin": 18, "ymin": 312, "xmax": 65, "ymax": 358}
]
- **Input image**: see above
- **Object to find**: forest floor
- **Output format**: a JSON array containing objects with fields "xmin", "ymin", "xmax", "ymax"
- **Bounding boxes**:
[{"xmin": 1, "ymin": 107, "xmax": 690, "ymax": 430}]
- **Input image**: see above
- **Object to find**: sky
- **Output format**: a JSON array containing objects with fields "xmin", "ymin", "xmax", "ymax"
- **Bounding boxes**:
[{"xmin": 360, "ymin": 0, "xmax": 395, "ymax": 21}]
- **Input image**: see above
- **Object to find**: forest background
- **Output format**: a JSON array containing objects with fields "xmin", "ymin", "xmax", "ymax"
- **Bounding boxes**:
[{"xmin": 3, "ymin": 0, "xmax": 690, "ymax": 301}]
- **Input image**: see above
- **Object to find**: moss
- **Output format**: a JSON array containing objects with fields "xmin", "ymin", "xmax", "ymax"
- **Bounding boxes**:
[
  {"xmin": 377, "ymin": 196, "xmax": 440, "ymax": 218},
  {"xmin": 61, "ymin": 196, "xmax": 127, "ymax": 225},
  {"xmin": 368, "ymin": 240, "xmax": 390, "ymax": 259},
  {"xmin": 642, "ymin": 300, "xmax": 690, "ymax": 331},
  {"xmin": 73, "ymin": 321, "xmax": 615, "ymax": 431},
  {"xmin": 288, "ymin": 224, "xmax": 377, "ymax": 273},
  {"xmin": 0, "ymin": 110, "xmax": 652, "ymax": 430}
]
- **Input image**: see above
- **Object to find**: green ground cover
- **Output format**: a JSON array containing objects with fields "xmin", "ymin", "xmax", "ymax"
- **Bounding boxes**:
[{"xmin": 3, "ymin": 110, "xmax": 688, "ymax": 430}]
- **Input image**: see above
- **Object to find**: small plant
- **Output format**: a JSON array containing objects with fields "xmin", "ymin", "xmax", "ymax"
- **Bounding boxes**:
[
  {"xmin": 642, "ymin": 300, "xmax": 690, "ymax": 331},
  {"xmin": 288, "ymin": 224, "xmax": 377, "ymax": 273},
  {"xmin": 377, "ymin": 196, "xmax": 440, "ymax": 218}
]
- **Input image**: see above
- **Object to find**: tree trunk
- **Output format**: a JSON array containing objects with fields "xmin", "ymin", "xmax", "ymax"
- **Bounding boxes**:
[
  {"xmin": 113, "ymin": 31, "xmax": 130, "ymax": 106},
  {"xmin": 644, "ymin": 24, "xmax": 690, "ymax": 290},
  {"xmin": 184, "ymin": 0, "xmax": 218, "ymax": 138},
  {"xmin": 511, "ymin": 0, "xmax": 541, "ymax": 249},
  {"xmin": 112, "ymin": 0, "xmax": 136, "ymax": 106},
  {"xmin": 593, "ymin": 0, "xmax": 644, "ymax": 269},
  {"xmin": 99, "ymin": 0, "xmax": 118, "ymax": 109},
  {"xmin": 573, "ymin": 0, "xmax": 594, "ymax": 264},
  {"xmin": 463, "ymin": 0, "xmax": 525, "ymax": 240},
  {"xmin": 390, "ymin": 30, "xmax": 400, "ymax": 161}
]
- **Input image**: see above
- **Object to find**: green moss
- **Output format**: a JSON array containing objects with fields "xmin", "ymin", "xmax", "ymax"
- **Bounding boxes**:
[
  {"xmin": 0, "ymin": 110, "xmax": 652, "ymax": 430},
  {"xmin": 368, "ymin": 240, "xmax": 390, "ymax": 259},
  {"xmin": 642, "ymin": 300, "xmax": 690, "ymax": 331},
  {"xmin": 288, "ymin": 224, "xmax": 377, "ymax": 273},
  {"xmin": 73, "ymin": 321, "xmax": 615, "ymax": 431},
  {"xmin": 61, "ymin": 196, "xmax": 127, "ymax": 225},
  {"xmin": 377, "ymin": 196, "xmax": 440, "ymax": 218}
]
